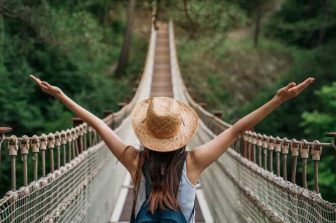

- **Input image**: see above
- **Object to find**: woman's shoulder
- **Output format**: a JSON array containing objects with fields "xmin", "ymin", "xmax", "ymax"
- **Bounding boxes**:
[{"xmin": 185, "ymin": 151, "xmax": 200, "ymax": 186}]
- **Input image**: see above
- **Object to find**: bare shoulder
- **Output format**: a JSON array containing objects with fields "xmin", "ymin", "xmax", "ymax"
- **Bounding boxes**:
[
  {"xmin": 119, "ymin": 145, "xmax": 140, "ymax": 178},
  {"xmin": 186, "ymin": 151, "xmax": 202, "ymax": 186}
]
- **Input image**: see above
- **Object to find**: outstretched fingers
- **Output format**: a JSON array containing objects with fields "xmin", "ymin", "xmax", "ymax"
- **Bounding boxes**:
[
  {"xmin": 290, "ymin": 77, "xmax": 314, "ymax": 94},
  {"xmin": 30, "ymin": 74, "xmax": 41, "ymax": 84},
  {"xmin": 285, "ymin": 82, "xmax": 296, "ymax": 90},
  {"xmin": 30, "ymin": 74, "xmax": 49, "ymax": 91},
  {"xmin": 41, "ymin": 81, "xmax": 52, "ymax": 88}
]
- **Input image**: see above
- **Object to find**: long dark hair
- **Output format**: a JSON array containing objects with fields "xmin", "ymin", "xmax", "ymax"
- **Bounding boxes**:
[{"xmin": 133, "ymin": 146, "xmax": 186, "ymax": 214}]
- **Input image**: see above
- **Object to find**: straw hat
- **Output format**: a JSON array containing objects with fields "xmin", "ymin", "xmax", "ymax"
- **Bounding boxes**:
[{"xmin": 131, "ymin": 97, "xmax": 199, "ymax": 152}]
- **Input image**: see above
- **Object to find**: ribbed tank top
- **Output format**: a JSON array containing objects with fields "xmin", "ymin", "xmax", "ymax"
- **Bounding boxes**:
[{"xmin": 134, "ymin": 160, "xmax": 197, "ymax": 223}]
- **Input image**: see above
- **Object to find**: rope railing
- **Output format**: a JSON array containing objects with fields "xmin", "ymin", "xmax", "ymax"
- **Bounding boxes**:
[
  {"xmin": 0, "ymin": 22, "xmax": 157, "ymax": 223},
  {"xmin": 169, "ymin": 20, "xmax": 336, "ymax": 222}
]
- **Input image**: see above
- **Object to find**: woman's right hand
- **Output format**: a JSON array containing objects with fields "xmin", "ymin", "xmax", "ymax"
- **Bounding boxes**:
[{"xmin": 30, "ymin": 74, "xmax": 64, "ymax": 98}]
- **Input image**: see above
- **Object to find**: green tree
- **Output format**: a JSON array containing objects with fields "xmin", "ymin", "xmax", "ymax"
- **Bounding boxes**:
[{"xmin": 266, "ymin": 0, "xmax": 336, "ymax": 48}]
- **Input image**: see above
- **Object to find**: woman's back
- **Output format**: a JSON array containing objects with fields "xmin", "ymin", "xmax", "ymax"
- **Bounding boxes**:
[{"xmin": 134, "ymin": 159, "xmax": 197, "ymax": 223}]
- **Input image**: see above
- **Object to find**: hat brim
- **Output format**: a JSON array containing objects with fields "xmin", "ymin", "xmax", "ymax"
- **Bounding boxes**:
[{"xmin": 131, "ymin": 97, "xmax": 199, "ymax": 152}]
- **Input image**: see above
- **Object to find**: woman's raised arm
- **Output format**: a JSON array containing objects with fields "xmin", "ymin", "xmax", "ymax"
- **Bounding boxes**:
[
  {"xmin": 30, "ymin": 75, "xmax": 138, "ymax": 176},
  {"xmin": 188, "ymin": 77, "xmax": 315, "ymax": 178}
]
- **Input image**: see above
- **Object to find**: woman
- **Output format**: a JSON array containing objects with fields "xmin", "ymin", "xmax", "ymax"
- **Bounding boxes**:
[{"xmin": 30, "ymin": 74, "xmax": 314, "ymax": 222}]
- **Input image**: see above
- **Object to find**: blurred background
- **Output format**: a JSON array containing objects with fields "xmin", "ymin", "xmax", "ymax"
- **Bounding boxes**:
[{"xmin": 0, "ymin": 0, "xmax": 335, "ymax": 202}]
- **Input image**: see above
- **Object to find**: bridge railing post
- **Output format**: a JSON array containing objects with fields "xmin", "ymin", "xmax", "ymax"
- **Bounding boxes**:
[
  {"xmin": 311, "ymin": 140, "xmax": 322, "ymax": 193},
  {"xmin": 55, "ymin": 131, "xmax": 61, "ymax": 170},
  {"xmin": 300, "ymin": 139, "xmax": 309, "ymax": 189},
  {"xmin": 61, "ymin": 130, "xmax": 67, "ymax": 165},
  {"xmin": 40, "ymin": 134, "xmax": 47, "ymax": 177},
  {"xmin": 275, "ymin": 137, "xmax": 282, "ymax": 177},
  {"xmin": 290, "ymin": 139, "xmax": 299, "ymax": 184},
  {"xmin": 262, "ymin": 134, "xmax": 269, "ymax": 170},
  {"xmin": 247, "ymin": 132, "xmax": 253, "ymax": 161},
  {"xmin": 0, "ymin": 127, "xmax": 12, "ymax": 189},
  {"xmin": 257, "ymin": 133, "xmax": 263, "ymax": 166},
  {"xmin": 66, "ymin": 130, "xmax": 72, "ymax": 160},
  {"xmin": 72, "ymin": 118, "xmax": 84, "ymax": 155},
  {"xmin": 281, "ymin": 137, "xmax": 289, "ymax": 181},
  {"xmin": 83, "ymin": 125, "xmax": 88, "ymax": 151},
  {"xmin": 31, "ymin": 135, "xmax": 40, "ymax": 181},
  {"xmin": 8, "ymin": 135, "xmax": 18, "ymax": 190},
  {"xmin": 20, "ymin": 135, "xmax": 29, "ymax": 186},
  {"xmin": 47, "ymin": 133, "xmax": 55, "ymax": 173},
  {"xmin": 252, "ymin": 132, "xmax": 257, "ymax": 162},
  {"xmin": 268, "ymin": 136, "xmax": 275, "ymax": 173},
  {"xmin": 243, "ymin": 131, "xmax": 248, "ymax": 159}
]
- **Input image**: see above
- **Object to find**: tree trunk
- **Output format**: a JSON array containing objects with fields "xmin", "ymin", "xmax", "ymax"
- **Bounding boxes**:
[
  {"xmin": 254, "ymin": 4, "xmax": 262, "ymax": 48},
  {"xmin": 114, "ymin": 0, "xmax": 137, "ymax": 77}
]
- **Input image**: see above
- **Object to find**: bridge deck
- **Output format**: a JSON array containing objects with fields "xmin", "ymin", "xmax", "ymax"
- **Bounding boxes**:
[
  {"xmin": 115, "ymin": 23, "xmax": 205, "ymax": 222},
  {"xmin": 150, "ymin": 23, "xmax": 173, "ymax": 98}
]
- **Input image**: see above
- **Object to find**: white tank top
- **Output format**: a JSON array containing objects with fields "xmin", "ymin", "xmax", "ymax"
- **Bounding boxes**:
[{"xmin": 135, "ymin": 160, "xmax": 197, "ymax": 223}]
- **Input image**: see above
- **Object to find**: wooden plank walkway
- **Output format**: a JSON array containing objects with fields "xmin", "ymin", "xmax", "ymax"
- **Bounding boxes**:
[
  {"xmin": 150, "ymin": 23, "xmax": 173, "ymax": 98},
  {"xmin": 116, "ymin": 23, "xmax": 205, "ymax": 222}
]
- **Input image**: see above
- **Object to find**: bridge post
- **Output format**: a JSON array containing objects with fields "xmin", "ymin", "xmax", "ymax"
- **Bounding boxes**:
[
  {"xmin": 54, "ymin": 132, "xmax": 61, "ymax": 170},
  {"xmin": 268, "ymin": 136, "xmax": 275, "ymax": 173},
  {"xmin": 40, "ymin": 134, "xmax": 47, "ymax": 177},
  {"xmin": 47, "ymin": 133, "xmax": 55, "ymax": 173},
  {"xmin": 0, "ymin": 127, "xmax": 12, "ymax": 188},
  {"xmin": 312, "ymin": 140, "xmax": 323, "ymax": 193},
  {"xmin": 300, "ymin": 139, "xmax": 310, "ymax": 189},
  {"xmin": 290, "ymin": 139, "xmax": 300, "ymax": 184},
  {"xmin": 31, "ymin": 135, "xmax": 40, "ymax": 180},
  {"xmin": 247, "ymin": 132, "xmax": 253, "ymax": 161},
  {"xmin": 60, "ymin": 130, "xmax": 67, "ymax": 165},
  {"xmin": 72, "ymin": 117, "xmax": 84, "ymax": 154},
  {"xmin": 257, "ymin": 134, "xmax": 263, "ymax": 166},
  {"xmin": 281, "ymin": 138, "xmax": 290, "ymax": 181},
  {"xmin": 275, "ymin": 137, "xmax": 282, "ymax": 177},
  {"xmin": 19, "ymin": 135, "xmax": 29, "ymax": 186},
  {"xmin": 8, "ymin": 135, "xmax": 18, "ymax": 190},
  {"xmin": 262, "ymin": 135, "xmax": 269, "ymax": 170},
  {"xmin": 252, "ymin": 132, "xmax": 257, "ymax": 162}
]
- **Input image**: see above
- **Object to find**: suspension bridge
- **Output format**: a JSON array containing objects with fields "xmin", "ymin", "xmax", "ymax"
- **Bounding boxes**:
[{"xmin": 0, "ymin": 20, "xmax": 335, "ymax": 223}]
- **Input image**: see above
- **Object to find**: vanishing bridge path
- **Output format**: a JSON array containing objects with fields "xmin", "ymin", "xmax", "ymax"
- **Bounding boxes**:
[{"xmin": 0, "ymin": 21, "xmax": 336, "ymax": 223}]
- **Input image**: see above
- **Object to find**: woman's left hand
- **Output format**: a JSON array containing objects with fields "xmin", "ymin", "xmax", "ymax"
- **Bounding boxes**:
[{"xmin": 275, "ymin": 77, "xmax": 315, "ymax": 102}]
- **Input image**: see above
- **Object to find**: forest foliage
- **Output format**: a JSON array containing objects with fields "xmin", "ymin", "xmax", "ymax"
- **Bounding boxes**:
[{"xmin": 0, "ymin": 0, "xmax": 148, "ymax": 136}]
